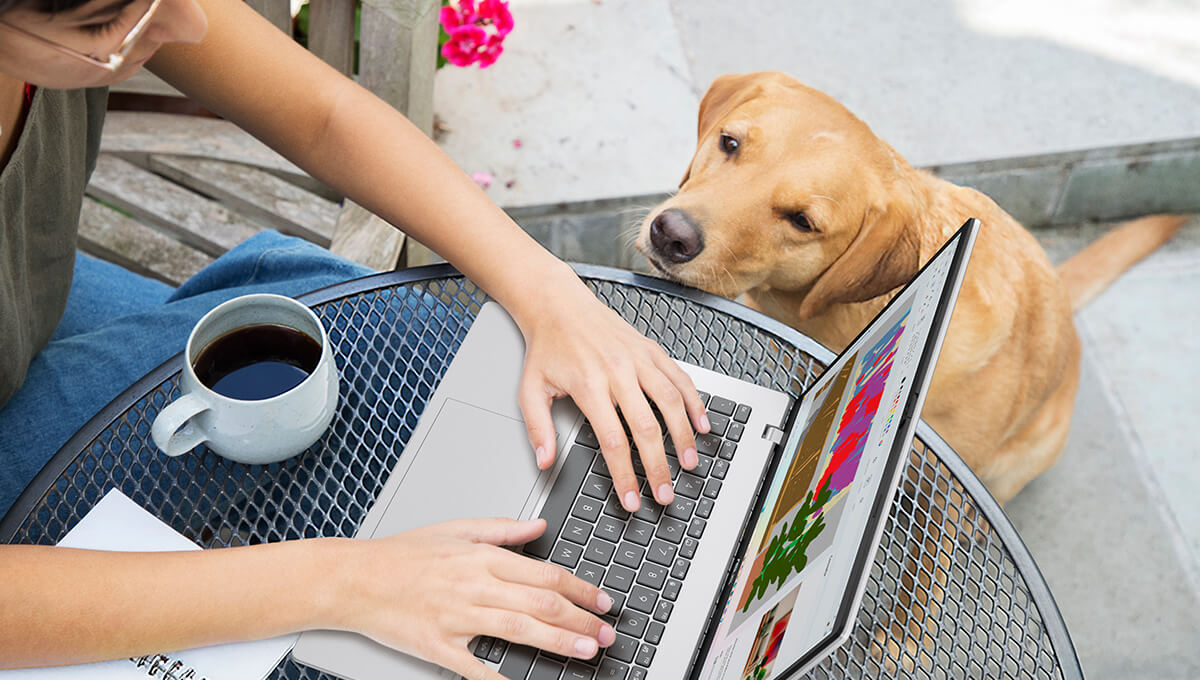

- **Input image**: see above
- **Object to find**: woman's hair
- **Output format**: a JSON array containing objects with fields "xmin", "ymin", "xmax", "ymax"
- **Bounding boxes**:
[{"xmin": 0, "ymin": 0, "xmax": 94, "ymax": 17}]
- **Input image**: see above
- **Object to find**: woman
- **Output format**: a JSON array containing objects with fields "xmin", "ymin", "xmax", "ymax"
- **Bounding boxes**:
[{"xmin": 0, "ymin": 0, "xmax": 711, "ymax": 674}]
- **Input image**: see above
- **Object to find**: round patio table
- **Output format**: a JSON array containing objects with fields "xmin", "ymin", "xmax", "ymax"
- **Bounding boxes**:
[{"xmin": 0, "ymin": 264, "xmax": 1082, "ymax": 680}]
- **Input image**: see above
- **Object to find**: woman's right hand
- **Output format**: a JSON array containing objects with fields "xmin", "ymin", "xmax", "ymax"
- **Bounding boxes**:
[{"xmin": 330, "ymin": 517, "xmax": 616, "ymax": 680}]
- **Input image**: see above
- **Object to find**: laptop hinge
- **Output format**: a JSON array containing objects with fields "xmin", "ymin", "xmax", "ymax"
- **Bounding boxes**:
[{"xmin": 761, "ymin": 424, "xmax": 786, "ymax": 445}]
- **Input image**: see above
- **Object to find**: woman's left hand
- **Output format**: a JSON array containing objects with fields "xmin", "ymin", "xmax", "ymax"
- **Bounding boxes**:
[{"xmin": 511, "ymin": 275, "xmax": 710, "ymax": 515}]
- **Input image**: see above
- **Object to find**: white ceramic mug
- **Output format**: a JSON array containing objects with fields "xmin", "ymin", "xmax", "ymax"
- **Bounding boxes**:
[{"xmin": 151, "ymin": 294, "xmax": 339, "ymax": 464}]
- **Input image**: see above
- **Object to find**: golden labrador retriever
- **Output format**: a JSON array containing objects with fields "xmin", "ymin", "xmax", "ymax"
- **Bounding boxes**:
[{"xmin": 636, "ymin": 71, "xmax": 1185, "ymax": 506}]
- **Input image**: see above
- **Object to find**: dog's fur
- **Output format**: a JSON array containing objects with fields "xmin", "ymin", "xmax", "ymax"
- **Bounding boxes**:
[{"xmin": 637, "ymin": 71, "xmax": 1186, "ymax": 505}]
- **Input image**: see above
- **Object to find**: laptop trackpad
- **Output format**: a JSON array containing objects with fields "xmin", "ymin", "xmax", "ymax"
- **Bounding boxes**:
[{"xmin": 370, "ymin": 398, "xmax": 543, "ymax": 539}]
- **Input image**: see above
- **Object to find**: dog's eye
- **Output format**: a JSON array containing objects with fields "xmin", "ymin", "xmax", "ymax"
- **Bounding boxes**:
[
  {"xmin": 787, "ymin": 212, "xmax": 815, "ymax": 233},
  {"xmin": 719, "ymin": 134, "xmax": 739, "ymax": 154}
]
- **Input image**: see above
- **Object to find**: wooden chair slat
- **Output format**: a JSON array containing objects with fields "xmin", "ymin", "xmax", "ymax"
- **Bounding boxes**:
[
  {"xmin": 329, "ymin": 202, "xmax": 408, "ymax": 272},
  {"xmin": 148, "ymin": 155, "xmax": 339, "ymax": 246},
  {"xmin": 78, "ymin": 198, "xmax": 214, "ymax": 286},
  {"xmin": 110, "ymin": 70, "xmax": 184, "ymax": 98},
  {"xmin": 247, "ymin": 0, "xmax": 292, "ymax": 32},
  {"xmin": 308, "ymin": 0, "xmax": 357, "ymax": 75},
  {"xmin": 86, "ymin": 155, "xmax": 265, "ymax": 256}
]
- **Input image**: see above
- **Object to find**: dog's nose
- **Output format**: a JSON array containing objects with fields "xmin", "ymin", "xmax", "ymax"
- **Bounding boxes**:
[{"xmin": 650, "ymin": 210, "xmax": 703, "ymax": 263}]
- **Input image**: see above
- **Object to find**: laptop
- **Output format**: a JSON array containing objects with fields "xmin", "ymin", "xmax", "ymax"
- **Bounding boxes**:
[{"xmin": 291, "ymin": 218, "xmax": 979, "ymax": 680}]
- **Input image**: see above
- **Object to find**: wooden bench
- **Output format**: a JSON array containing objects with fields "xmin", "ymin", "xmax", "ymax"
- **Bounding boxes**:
[{"xmin": 80, "ymin": 0, "xmax": 441, "ymax": 285}]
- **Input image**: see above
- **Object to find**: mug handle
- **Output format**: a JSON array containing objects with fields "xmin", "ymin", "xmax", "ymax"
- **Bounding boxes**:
[{"xmin": 151, "ymin": 393, "xmax": 210, "ymax": 457}]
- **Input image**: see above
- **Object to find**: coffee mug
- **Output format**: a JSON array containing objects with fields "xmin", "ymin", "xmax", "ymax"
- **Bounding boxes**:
[{"xmin": 151, "ymin": 294, "xmax": 339, "ymax": 464}]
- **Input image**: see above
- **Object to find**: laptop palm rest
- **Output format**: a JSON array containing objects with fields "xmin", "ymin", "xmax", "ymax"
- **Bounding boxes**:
[{"xmin": 371, "ymin": 398, "xmax": 542, "ymax": 539}]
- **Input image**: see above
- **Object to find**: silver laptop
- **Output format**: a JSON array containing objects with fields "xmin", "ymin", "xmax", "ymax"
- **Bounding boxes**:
[{"xmin": 291, "ymin": 219, "xmax": 979, "ymax": 680}]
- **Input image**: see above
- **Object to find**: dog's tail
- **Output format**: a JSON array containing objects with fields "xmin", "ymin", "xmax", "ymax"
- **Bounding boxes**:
[{"xmin": 1057, "ymin": 214, "xmax": 1190, "ymax": 312}]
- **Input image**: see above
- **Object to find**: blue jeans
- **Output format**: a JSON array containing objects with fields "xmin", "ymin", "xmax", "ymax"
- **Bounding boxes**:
[{"xmin": 0, "ymin": 231, "xmax": 374, "ymax": 518}]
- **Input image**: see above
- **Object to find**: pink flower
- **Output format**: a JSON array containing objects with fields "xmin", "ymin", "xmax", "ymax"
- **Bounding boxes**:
[
  {"xmin": 439, "ymin": 0, "xmax": 513, "ymax": 68},
  {"xmin": 471, "ymin": 171, "xmax": 494, "ymax": 189}
]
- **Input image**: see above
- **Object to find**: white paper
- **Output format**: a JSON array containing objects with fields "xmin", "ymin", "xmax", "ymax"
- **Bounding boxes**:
[{"xmin": 0, "ymin": 489, "xmax": 297, "ymax": 680}]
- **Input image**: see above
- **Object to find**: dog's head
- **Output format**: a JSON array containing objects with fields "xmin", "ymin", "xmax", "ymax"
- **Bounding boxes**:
[{"xmin": 636, "ymin": 72, "xmax": 922, "ymax": 320}]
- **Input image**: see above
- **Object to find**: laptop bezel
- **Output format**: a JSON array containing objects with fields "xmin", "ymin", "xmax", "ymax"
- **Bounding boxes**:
[{"xmin": 687, "ymin": 218, "xmax": 980, "ymax": 680}]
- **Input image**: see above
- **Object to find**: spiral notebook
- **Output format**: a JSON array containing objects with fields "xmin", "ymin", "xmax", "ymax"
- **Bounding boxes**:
[{"xmin": 0, "ymin": 489, "xmax": 297, "ymax": 680}]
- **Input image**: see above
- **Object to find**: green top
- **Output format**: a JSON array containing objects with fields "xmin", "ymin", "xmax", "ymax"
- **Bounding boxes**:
[{"xmin": 0, "ymin": 87, "xmax": 108, "ymax": 408}]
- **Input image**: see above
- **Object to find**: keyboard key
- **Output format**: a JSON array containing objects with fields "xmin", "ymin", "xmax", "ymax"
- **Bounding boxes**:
[
  {"xmin": 603, "ymin": 565, "xmax": 637, "ymax": 593},
  {"xmin": 670, "ymin": 557, "xmax": 690, "ymax": 580},
  {"xmin": 703, "ymin": 479, "xmax": 722, "ymax": 499},
  {"xmin": 697, "ymin": 391, "xmax": 711, "ymax": 406},
  {"xmin": 629, "ymin": 668, "xmax": 647, "ymax": 680},
  {"xmin": 632, "ymin": 497, "xmax": 661, "ymax": 524},
  {"xmin": 711, "ymin": 459, "xmax": 730, "ymax": 479},
  {"xmin": 603, "ymin": 588, "xmax": 626, "ymax": 615},
  {"xmin": 552, "ymin": 541, "xmax": 583, "ymax": 569},
  {"xmin": 692, "ymin": 455, "xmax": 713, "ymax": 477},
  {"xmin": 529, "ymin": 657, "xmax": 565, "ymax": 680},
  {"xmin": 653, "ymin": 600, "xmax": 674, "ymax": 623},
  {"xmin": 597, "ymin": 658, "xmax": 629, "ymax": 679},
  {"xmin": 563, "ymin": 518, "xmax": 593, "ymax": 546},
  {"xmin": 488, "ymin": 639, "xmax": 507, "ymax": 664},
  {"xmin": 679, "ymin": 537, "xmax": 698, "ymax": 559},
  {"xmin": 576, "ymin": 560, "xmax": 606, "ymax": 587},
  {"xmin": 635, "ymin": 644, "xmax": 655, "ymax": 667},
  {"xmin": 608, "ymin": 636, "xmax": 638, "ymax": 664},
  {"xmin": 687, "ymin": 518, "xmax": 706, "ymax": 539},
  {"xmin": 614, "ymin": 542, "xmax": 646, "ymax": 569},
  {"xmin": 581, "ymin": 474, "xmax": 613, "ymax": 501},
  {"xmin": 577, "ymin": 423, "xmax": 601, "ymax": 449},
  {"xmin": 718, "ymin": 440, "xmax": 737, "ymax": 461},
  {"xmin": 473, "ymin": 636, "xmax": 493, "ymax": 659},
  {"xmin": 646, "ymin": 540, "xmax": 676, "ymax": 567},
  {"xmin": 585, "ymin": 539, "xmax": 616, "ymax": 565},
  {"xmin": 665, "ymin": 497, "xmax": 695, "ymax": 522},
  {"xmin": 733, "ymin": 404, "xmax": 752, "ymax": 423},
  {"xmin": 726, "ymin": 422, "xmax": 744, "ymax": 442},
  {"xmin": 636, "ymin": 563, "xmax": 668, "ymax": 590},
  {"xmin": 592, "ymin": 455, "xmax": 610, "ymax": 477},
  {"xmin": 708, "ymin": 396, "xmax": 735, "ymax": 416},
  {"xmin": 645, "ymin": 622, "xmax": 665, "ymax": 645},
  {"xmin": 662, "ymin": 579, "xmax": 682, "ymax": 602},
  {"xmin": 695, "ymin": 433, "xmax": 721, "ymax": 456},
  {"xmin": 572, "ymin": 497, "xmax": 603, "ymax": 523},
  {"xmin": 565, "ymin": 661, "xmax": 597, "ymax": 680},
  {"xmin": 623, "ymin": 519, "xmax": 655, "ymax": 546},
  {"xmin": 675, "ymin": 473, "xmax": 705, "ymax": 499},
  {"xmin": 627, "ymin": 585, "xmax": 658, "ymax": 614},
  {"xmin": 499, "ymin": 644, "xmax": 537, "ymax": 680},
  {"xmin": 665, "ymin": 456, "xmax": 680, "ymax": 480},
  {"xmin": 595, "ymin": 515, "xmax": 625, "ymax": 543},
  {"xmin": 706, "ymin": 412, "xmax": 729, "ymax": 437},
  {"xmin": 696, "ymin": 498, "xmax": 714, "ymax": 519},
  {"xmin": 616, "ymin": 609, "xmax": 650, "ymax": 638},
  {"xmin": 603, "ymin": 494, "xmax": 631, "ymax": 520},
  {"xmin": 655, "ymin": 518, "xmax": 686, "ymax": 544},
  {"xmin": 543, "ymin": 651, "xmax": 568, "ymax": 663},
  {"xmin": 525, "ymin": 446, "xmax": 596, "ymax": 559}
]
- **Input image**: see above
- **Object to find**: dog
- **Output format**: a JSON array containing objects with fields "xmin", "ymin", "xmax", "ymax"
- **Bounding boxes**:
[{"xmin": 636, "ymin": 71, "xmax": 1186, "ymax": 507}]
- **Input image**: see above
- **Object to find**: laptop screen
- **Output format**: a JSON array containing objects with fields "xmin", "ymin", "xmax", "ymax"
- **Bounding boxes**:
[{"xmin": 697, "ymin": 225, "xmax": 973, "ymax": 680}]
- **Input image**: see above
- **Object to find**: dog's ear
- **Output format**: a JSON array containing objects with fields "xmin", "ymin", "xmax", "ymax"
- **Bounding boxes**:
[
  {"xmin": 797, "ymin": 202, "xmax": 921, "ymax": 320},
  {"xmin": 681, "ymin": 72, "xmax": 783, "ymax": 187}
]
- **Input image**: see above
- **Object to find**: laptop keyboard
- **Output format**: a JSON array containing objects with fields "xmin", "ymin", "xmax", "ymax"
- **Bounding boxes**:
[{"xmin": 471, "ymin": 391, "xmax": 753, "ymax": 680}]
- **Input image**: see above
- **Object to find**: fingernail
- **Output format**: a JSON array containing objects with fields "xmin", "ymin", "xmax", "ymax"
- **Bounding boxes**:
[
  {"xmin": 598, "ymin": 623, "xmax": 616, "ymax": 647},
  {"xmin": 597, "ymin": 591, "xmax": 614, "ymax": 613},
  {"xmin": 535, "ymin": 446, "xmax": 549, "ymax": 468},
  {"xmin": 684, "ymin": 447, "xmax": 698, "ymax": 469},
  {"xmin": 657, "ymin": 483, "xmax": 674, "ymax": 504},
  {"xmin": 700, "ymin": 414, "xmax": 711, "ymax": 432},
  {"xmin": 575, "ymin": 637, "xmax": 598, "ymax": 657},
  {"xmin": 623, "ymin": 491, "xmax": 641, "ymax": 511}
]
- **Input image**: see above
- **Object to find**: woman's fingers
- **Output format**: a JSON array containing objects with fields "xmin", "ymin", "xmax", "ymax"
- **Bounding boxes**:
[
  {"xmin": 517, "ymin": 368, "xmax": 559, "ymax": 470},
  {"xmin": 487, "ymin": 548, "xmax": 614, "ymax": 616},
  {"xmin": 478, "ymin": 582, "xmax": 614, "ymax": 646},
  {"xmin": 436, "ymin": 646, "xmax": 509, "ymax": 680},
  {"xmin": 573, "ymin": 389, "xmax": 642, "ymax": 512},
  {"xmin": 476, "ymin": 607, "xmax": 606, "ymax": 660},
  {"xmin": 608, "ymin": 370, "xmax": 673, "ymax": 505}
]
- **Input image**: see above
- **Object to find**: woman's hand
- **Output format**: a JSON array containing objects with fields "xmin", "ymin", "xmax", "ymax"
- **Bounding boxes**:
[
  {"xmin": 333, "ymin": 517, "xmax": 615, "ymax": 680},
  {"xmin": 513, "ymin": 274, "xmax": 710, "ymax": 513}
]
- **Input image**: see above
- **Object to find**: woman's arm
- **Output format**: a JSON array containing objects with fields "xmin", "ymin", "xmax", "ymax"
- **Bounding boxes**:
[
  {"xmin": 1, "ymin": 519, "xmax": 614, "ymax": 679},
  {"xmin": 147, "ymin": 0, "xmax": 709, "ymax": 510}
]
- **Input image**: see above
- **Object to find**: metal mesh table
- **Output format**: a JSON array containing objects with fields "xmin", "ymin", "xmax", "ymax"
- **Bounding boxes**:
[{"xmin": 0, "ymin": 265, "xmax": 1082, "ymax": 680}]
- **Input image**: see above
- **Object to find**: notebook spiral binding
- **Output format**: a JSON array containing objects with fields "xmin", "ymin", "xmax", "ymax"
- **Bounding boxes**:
[{"xmin": 129, "ymin": 654, "xmax": 207, "ymax": 680}]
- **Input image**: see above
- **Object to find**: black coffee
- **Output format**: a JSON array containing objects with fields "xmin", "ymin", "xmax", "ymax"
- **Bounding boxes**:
[{"xmin": 192, "ymin": 323, "xmax": 322, "ymax": 401}]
